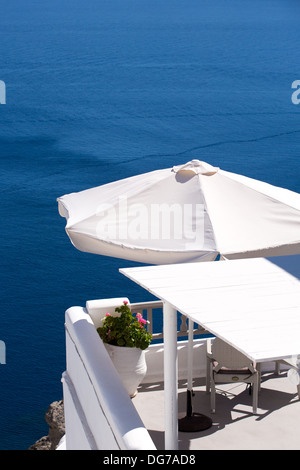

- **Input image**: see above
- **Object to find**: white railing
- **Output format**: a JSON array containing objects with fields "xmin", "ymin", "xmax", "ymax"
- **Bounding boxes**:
[
  {"xmin": 63, "ymin": 306, "xmax": 156, "ymax": 450},
  {"xmin": 130, "ymin": 300, "xmax": 210, "ymax": 341}
]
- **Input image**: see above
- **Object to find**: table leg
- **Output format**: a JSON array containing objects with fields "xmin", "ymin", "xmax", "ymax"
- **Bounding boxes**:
[
  {"xmin": 178, "ymin": 321, "xmax": 212, "ymax": 433},
  {"xmin": 163, "ymin": 302, "xmax": 178, "ymax": 450}
]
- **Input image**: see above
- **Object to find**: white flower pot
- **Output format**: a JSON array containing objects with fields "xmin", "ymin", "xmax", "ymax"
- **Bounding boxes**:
[{"xmin": 104, "ymin": 343, "xmax": 147, "ymax": 397}]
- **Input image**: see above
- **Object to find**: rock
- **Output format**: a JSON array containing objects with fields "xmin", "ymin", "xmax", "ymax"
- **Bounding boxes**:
[
  {"xmin": 29, "ymin": 400, "xmax": 65, "ymax": 450},
  {"xmin": 29, "ymin": 435, "xmax": 52, "ymax": 451}
]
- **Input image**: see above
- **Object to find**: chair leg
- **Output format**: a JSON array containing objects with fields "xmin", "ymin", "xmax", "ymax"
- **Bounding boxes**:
[
  {"xmin": 275, "ymin": 361, "xmax": 281, "ymax": 375},
  {"xmin": 256, "ymin": 363, "xmax": 261, "ymax": 392},
  {"xmin": 252, "ymin": 373, "xmax": 259, "ymax": 414},
  {"xmin": 206, "ymin": 339, "xmax": 212, "ymax": 394},
  {"xmin": 210, "ymin": 372, "xmax": 216, "ymax": 413},
  {"xmin": 206, "ymin": 357, "xmax": 211, "ymax": 394}
]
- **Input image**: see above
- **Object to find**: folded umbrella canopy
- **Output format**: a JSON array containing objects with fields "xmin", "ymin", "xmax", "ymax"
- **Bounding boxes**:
[{"xmin": 57, "ymin": 160, "xmax": 300, "ymax": 264}]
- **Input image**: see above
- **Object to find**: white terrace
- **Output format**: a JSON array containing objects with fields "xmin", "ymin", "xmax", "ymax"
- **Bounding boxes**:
[{"xmin": 58, "ymin": 257, "xmax": 300, "ymax": 451}]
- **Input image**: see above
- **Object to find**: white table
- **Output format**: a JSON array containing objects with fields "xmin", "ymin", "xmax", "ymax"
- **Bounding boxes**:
[{"xmin": 120, "ymin": 257, "xmax": 300, "ymax": 450}]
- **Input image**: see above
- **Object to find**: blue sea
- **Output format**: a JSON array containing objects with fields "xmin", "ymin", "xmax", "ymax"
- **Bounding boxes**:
[{"xmin": 1, "ymin": 0, "xmax": 300, "ymax": 450}]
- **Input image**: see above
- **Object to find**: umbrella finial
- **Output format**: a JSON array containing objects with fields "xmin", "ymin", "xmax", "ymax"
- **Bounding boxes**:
[{"xmin": 173, "ymin": 160, "xmax": 219, "ymax": 176}]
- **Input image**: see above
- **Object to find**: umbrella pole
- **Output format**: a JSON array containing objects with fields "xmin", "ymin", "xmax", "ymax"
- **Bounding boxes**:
[{"xmin": 178, "ymin": 321, "xmax": 212, "ymax": 432}]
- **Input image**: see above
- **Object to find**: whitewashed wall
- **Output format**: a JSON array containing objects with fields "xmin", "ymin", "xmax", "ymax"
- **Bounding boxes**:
[{"xmin": 63, "ymin": 306, "xmax": 156, "ymax": 450}]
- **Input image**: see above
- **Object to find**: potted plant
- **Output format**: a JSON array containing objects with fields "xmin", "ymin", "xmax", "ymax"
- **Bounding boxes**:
[{"xmin": 97, "ymin": 301, "xmax": 152, "ymax": 397}]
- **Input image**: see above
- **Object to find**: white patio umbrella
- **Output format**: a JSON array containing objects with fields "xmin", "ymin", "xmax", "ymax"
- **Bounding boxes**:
[
  {"xmin": 57, "ymin": 159, "xmax": 300, "ymax": 432},
  {"xmin": 58, "ymin": 159, "xmax": 300, "ymax": 264}
]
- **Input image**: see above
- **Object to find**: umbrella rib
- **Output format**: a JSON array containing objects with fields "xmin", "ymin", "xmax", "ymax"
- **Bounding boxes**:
[{"xmin": 194, "ymin": 173, "xmax": 221, "ymax": 255}]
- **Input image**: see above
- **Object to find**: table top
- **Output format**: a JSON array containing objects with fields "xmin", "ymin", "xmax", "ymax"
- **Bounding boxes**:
[{"xmin": 120, "ymin": 257, "xmax": 300, "ymax": 362}]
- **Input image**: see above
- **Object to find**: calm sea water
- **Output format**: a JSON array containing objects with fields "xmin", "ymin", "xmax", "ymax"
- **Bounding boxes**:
[{"xmin": 0, "ymin": 0, "xmax": 300, "ymax": 449}]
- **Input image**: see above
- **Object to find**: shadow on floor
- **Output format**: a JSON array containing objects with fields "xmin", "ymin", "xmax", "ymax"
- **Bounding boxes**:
[{"xmin": 137, "ymin": 372, "xmax": 300, "ymax": 450}]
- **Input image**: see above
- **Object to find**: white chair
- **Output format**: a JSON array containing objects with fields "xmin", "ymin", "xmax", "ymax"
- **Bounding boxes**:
[
  {"xmin": 275, "ymin": 358, "xmax": 300, "ymax": 399},
  {"xmin": 206, "ymin": 337, "xmax": 260, "ymax": 414}
]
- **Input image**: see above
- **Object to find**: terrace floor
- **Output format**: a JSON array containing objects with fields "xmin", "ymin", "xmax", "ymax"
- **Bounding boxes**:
[{"xmin": 133, "ymin": 370, "xmax": 300, "ymax": 450}]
